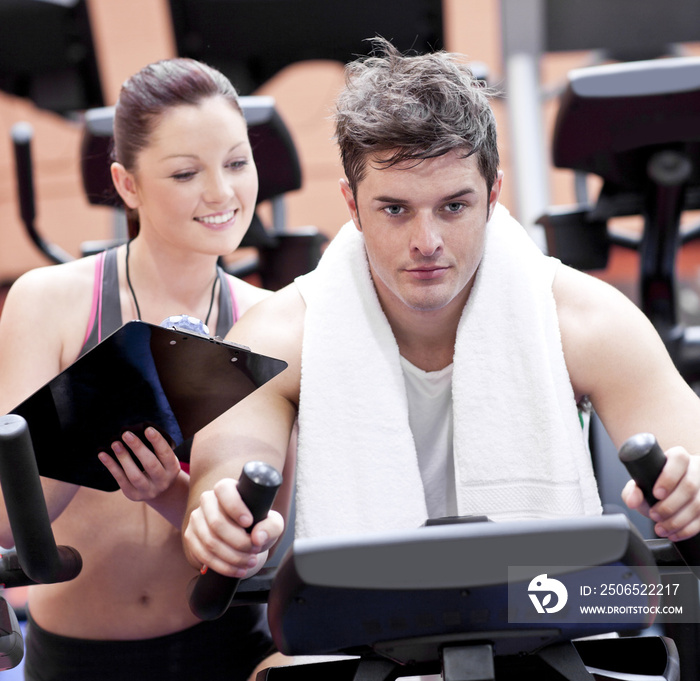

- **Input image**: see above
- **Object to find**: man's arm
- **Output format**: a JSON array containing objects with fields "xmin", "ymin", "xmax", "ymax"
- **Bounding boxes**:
[
  {"xmin": 183, "ymin": 283, "xmax": 305, "ymax": 576},
  {"xmin": 556, "ymin": 264, "xmax": 700, "ymax": 541}
]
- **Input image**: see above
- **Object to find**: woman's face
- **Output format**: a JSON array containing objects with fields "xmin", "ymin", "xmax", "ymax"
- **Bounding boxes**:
[{"xmin": 115, "ymin": 95, "xmax": 258, "ymax": 256}]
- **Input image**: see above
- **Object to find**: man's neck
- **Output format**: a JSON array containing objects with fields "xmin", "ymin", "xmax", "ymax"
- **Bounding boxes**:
[
  {"xmin": 400, "ymin": 343, "xmax": 455, "ymax": 373},
  {"xmin": 371, "ymin": 272, "xmax": 472, "ymax": 373},
  {"xmin": 388, "ymin": 305, "xmax": 462, "ymax": 372}
]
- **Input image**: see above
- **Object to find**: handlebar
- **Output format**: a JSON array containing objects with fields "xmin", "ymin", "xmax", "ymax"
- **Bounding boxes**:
[
  {"xmin": 188, "ymin": 461, "xmax": 282, "ymax": 620},
  {"xmin": 0, "ymin": 414, "xmax": 82, "ymax": 585},
  {"xmin": 619, "ymin": 432, "xmax": 700, "ymax": 578},
  {"xmin": 11, "ymin": 122, "xmax": 73, "ymax": 265},
  {"xmin": 191, "ymin": 436, "xmax": 700, "ymax": 617}
]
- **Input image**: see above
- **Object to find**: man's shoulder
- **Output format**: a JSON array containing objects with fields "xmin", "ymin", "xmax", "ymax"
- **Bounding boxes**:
[
  {"xmin": 553, "ymin": 263, "xmax": 664, "ymax": 398},
  {"xmin": 552, "ymin": 263, "xmax": 633, "ymax": 323},
  {"xmin": 227, "ymin": 282, "xmax": 306, "ymax": 371},
  {"xmin": 240, "ymin": 281, "xmax": 306, "ymax": 326}
]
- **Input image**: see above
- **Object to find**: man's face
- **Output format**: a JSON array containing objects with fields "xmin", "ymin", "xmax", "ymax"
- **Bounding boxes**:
[{"xmin": 341, "ymin": 149, "xmax": 502, "ymax": 320}]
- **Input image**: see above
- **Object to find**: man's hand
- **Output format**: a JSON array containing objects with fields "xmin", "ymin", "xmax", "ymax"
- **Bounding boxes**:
[
  {"xmin": 184, "ymin": 477, "xmax": 285, "ymax": 577},
  {"xmin": 622, "ymin": 446, "xmax": 700, "ymax": 542}
]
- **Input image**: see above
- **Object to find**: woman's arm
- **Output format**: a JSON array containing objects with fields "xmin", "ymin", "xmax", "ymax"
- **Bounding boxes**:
[{"xmin": 0, "ymin": 263, "xmax": 94, "ymax": 545}]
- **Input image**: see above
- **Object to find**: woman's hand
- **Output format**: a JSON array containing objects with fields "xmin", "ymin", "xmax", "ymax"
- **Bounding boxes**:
[{"xmin": 98, "ymin": 427, "xmax": 181, "ymax": 502}]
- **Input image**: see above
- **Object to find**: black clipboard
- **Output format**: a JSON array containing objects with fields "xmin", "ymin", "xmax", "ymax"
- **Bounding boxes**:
[{"xmin": 10, "ymin": 321, "xmax": 287, "ymax": 491}]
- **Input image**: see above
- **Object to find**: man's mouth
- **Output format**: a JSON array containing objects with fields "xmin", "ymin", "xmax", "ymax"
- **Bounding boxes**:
[{"xmin": 406, "ymin": 266, "xmax": 448, "ymax": 280}]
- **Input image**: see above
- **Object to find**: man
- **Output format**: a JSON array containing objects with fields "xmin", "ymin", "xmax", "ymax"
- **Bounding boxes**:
[{"xmin": 183, "ymin": 39, "xmax": 700, "ymax": 578}]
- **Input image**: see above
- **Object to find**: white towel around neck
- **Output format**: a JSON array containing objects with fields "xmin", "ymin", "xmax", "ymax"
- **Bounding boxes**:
[{"xmin": 294, "ymin": 204, "xmax": 602, "ymax": 539}]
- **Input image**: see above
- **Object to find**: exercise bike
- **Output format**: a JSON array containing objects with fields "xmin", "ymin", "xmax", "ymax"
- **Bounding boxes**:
[{"xmin": 178, "ymin": 433, "xmax": 700, "ymax": 681}]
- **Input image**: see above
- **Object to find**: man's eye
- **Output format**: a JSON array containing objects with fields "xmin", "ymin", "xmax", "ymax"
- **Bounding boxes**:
[{"xmin": 384, "ymin": 205, "xmax": 403, "ymax": 216}]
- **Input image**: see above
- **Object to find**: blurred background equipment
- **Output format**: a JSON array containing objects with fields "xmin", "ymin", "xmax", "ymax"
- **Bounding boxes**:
[
  {"xmin": 0, "ymin": 0, "xmax": 103, "ymax": 115},
  {"xmin": 168, "ymin": 0, "xmax": 444, "ymax": 94},
  {"xmin": 500, "ymin": 0, "xmax": 700, "ymax": 243}
]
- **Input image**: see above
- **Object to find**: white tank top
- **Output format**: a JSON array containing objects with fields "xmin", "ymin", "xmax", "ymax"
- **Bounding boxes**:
[{"xmin": 399, "ymin": 355, "xmax": 458, "ymax": 519}]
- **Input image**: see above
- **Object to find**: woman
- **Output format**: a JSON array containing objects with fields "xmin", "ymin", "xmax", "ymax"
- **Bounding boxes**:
[{"xmin": 0, "ymin": 58, "xmax": 284, "ymax": 681}]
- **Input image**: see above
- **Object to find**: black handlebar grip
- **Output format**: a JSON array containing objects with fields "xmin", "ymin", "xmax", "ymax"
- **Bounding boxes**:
[
  {"xmin": 0, "ymin": 414, "xmax": 82, "ymax": 584},
  {"xmin": 11, "ymin": 122, "xmax": 35, "ymax": 226},
  {"xmin": 619, "ymin": 432, "xmax": 700, "ymax": 576},
  {"xmin": 188, "ymin": 461, "xmax": 282, "ymax": 620},
  {"xmin": 10, "ymin": 121, "xmax": 72, "ymax": 264},
  {"xmin": 618, "ymin": 433, "xmax": 667, "ymax": 508}
]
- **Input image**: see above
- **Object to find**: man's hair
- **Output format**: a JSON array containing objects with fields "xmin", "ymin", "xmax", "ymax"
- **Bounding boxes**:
[{"xmin": 335, "ymin": 37, "xmax": 499, "ymax": 195}]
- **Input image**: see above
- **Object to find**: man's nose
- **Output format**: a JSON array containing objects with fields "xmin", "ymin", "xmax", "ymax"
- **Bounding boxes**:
[{"xmin": 410, "ymin": 214, "xmax": 442, "ymax": 256}]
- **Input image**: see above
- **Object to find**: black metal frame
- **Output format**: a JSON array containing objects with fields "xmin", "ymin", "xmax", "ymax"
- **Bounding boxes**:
[{"xmin": 538, "ymin": 56, "xmax": 700, "ymax": 383}]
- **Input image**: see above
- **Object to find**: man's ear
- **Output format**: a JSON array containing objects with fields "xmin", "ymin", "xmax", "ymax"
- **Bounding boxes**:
[
  {"xmin": 339, "ymin": 178, "xmax": 361, "ymax": 231},
  {"xmin": 110, "ymin": 162, "xmax": 140, "ymax": 210},
  {"xmin": 487, "ymin": 170, "xmax": 504, "ymax": 218}
]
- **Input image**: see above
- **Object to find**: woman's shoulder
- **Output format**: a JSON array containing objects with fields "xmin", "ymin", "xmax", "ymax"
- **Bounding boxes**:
[
  {"xmin": 0, "ymin": 255, "xmax": 103, "ymax": 406},
  {"xmin": 7, "ymin": 256, "xmax": 98, "ymax": 307},
  {"xmin": 1, "ymin": 256, "xmax": 101, "ymax": 352}
]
